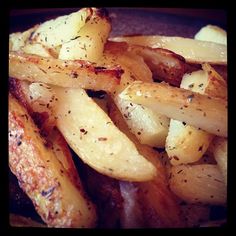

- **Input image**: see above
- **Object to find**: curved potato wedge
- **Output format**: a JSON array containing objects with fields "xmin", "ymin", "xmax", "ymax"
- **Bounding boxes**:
[
  {"xmin": 111, "ymin": 35, "xmax": 227, "ymax": 65},
  {"xmin": 9, "ymin": 94, "xmax": 97, "ymax": 228},
  {"xmin": 52, "ymin": 86, "xmax": 156, "ymax": 182},
  {"xmin": 47, "ymin": 127, "xmax": 84, "ymax": 189},
  {"xmin": 9, "ymin": 78, "xmax": 83, "ymax": 189},
  {"xmin": 202, "ymin": 63, "xmax": 227, "ymax": 100},
  {"xmin": 9, "ymin": 51, "xmax": 123, "ymax": 93}
]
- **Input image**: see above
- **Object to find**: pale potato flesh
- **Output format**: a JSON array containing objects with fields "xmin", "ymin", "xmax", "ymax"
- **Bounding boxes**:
[
  {"xmin": 30, "ymin": 8, "xmax": 91, "ymax": 48},
  {"xmin": 111, "ymin": 35, "xmax": 227, "ymax": 65},
  {"xmin": 119, "ymin": 81, "xmax": 227, "ymax": 137},
  {"xmin": 166, "ymin": 70, "xmax": 214, "ymax": 165},
  {"xmin": 59, "ymin": 13, "xmax": 111, "ymax": 62},
  {"xmin": 169, "ymin": 164, "xmax": 226, "ymax": 205},
  {"xmin": 9, "ymin": 25, "xmax": 39, "ymax": 51},
  {"xmin": 194, "ymin": 25, "xmax": 227, "ymax": 45},
  {"xmin": 52, "ymin": 86, "xmax": 156, "ymax": 181}
]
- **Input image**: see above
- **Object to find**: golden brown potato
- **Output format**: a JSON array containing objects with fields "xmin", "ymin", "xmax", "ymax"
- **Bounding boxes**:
[
  {"xmin": 30, "ymin": 8, "xmax": 92, "ymax": 48},
  {"xmin": 104, "ymin": 41, "xmax": 153, "ymax": 83},
  {"xmin": 166, "ymin": 64, "xmax": 227, "ymax": 165},
  {"xmin": 9, "ymin": 51, "xmax": 123, "ymax": 93},
  {"xmin": 22, "ymin": 43, "xmax": 58, "ymax": 58},
  {"xmin": 9, "ymin": 78, "xmax": 86, "ymax": 199},
  {"xmin": 9, "ymin": 78, "xmax": 56, "ymax": 136},
  {"xmin": 113, "ymin": 70, "xmax": 169, "ymax": 147},
  {"xmin": 9, "ymin": 94, "xmax": 97, "ymax": 228}
]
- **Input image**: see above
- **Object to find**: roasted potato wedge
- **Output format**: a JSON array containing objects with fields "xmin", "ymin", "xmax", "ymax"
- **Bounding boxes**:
[
  {"xmin": 9, "ymin": 77, "xmax": 86, "ymax": 202},
  {"xmin": 119, "ymin": 81, "xmax": 227, "ymax": 137},
  {"xmin": 104, "ymin": 41, "xmax": 153, "ymax": 83},
  {"xmin": 111, "ymin": 35, "xmax": 227, "ymax": 65},
  {"xmin": 166, "ymin": 70, "xmax": 213, "ymax": 165},
  {"xmin": 9, "ymin": 78, "xmax": 56, "ymax": 136},
  {"xmin": 166, "ymin": 64, "xmax": 227, "ymax": 165},
  {"xmin": 46, "ymin": 127, "xmax": 84, "ymax": 189},
  {"xmin": 169, "ymin": 164, "xmax": 226, "ymax": 205},
  {"xmin": 9, "ymin": 94, "xmax": 97, "ymax": 228},
  {"xmin": 9, "ymin": 51, "xmax": 123, "ymax": 93},
  {"xmin": 30, "ymin": 8, "xmax": 92, "ymax": 48},
  {"xmin": 112, "ymin": 69, "xmax": 169, "ymax": 148},
  {"xmin": 52, "ymin": 85, "xmax": 156, "ymax": 181},
  {"xmin": 59, "ymin": 9, "xmax": 111, "ymax": 62}
]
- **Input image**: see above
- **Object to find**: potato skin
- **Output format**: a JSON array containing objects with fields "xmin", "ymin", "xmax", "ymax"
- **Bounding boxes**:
[{"xmin": 9, "ymin": 94, "xmax": 97, "ymax": 228}]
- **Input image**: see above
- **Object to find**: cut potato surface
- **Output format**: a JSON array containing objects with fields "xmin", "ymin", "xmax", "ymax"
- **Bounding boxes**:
[
  {"xmin": 111, "ymin": 35, "xmax": 227, "ymax": 65},
  {"xmin": 53, "ymin": 86, "xmax": 157, "ymax": 181},
  {"xmin": 119, "ymin": 81, "xmax": 227, "ymax": 137}
]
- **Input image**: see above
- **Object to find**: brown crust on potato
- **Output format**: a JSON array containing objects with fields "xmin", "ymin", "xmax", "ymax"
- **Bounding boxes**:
[
  {"xmin": 9, "ymin": 51, "xmax": 124, "ymax": 93},
  {"xmin": 127, "ymin": 45, "xmax": 187, "ymax": 86}
]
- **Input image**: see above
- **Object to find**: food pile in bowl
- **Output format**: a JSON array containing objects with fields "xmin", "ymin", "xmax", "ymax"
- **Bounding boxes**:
[{"xmin": 9, "ymin": 7, "xmax": 227, "ymax": 228}]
